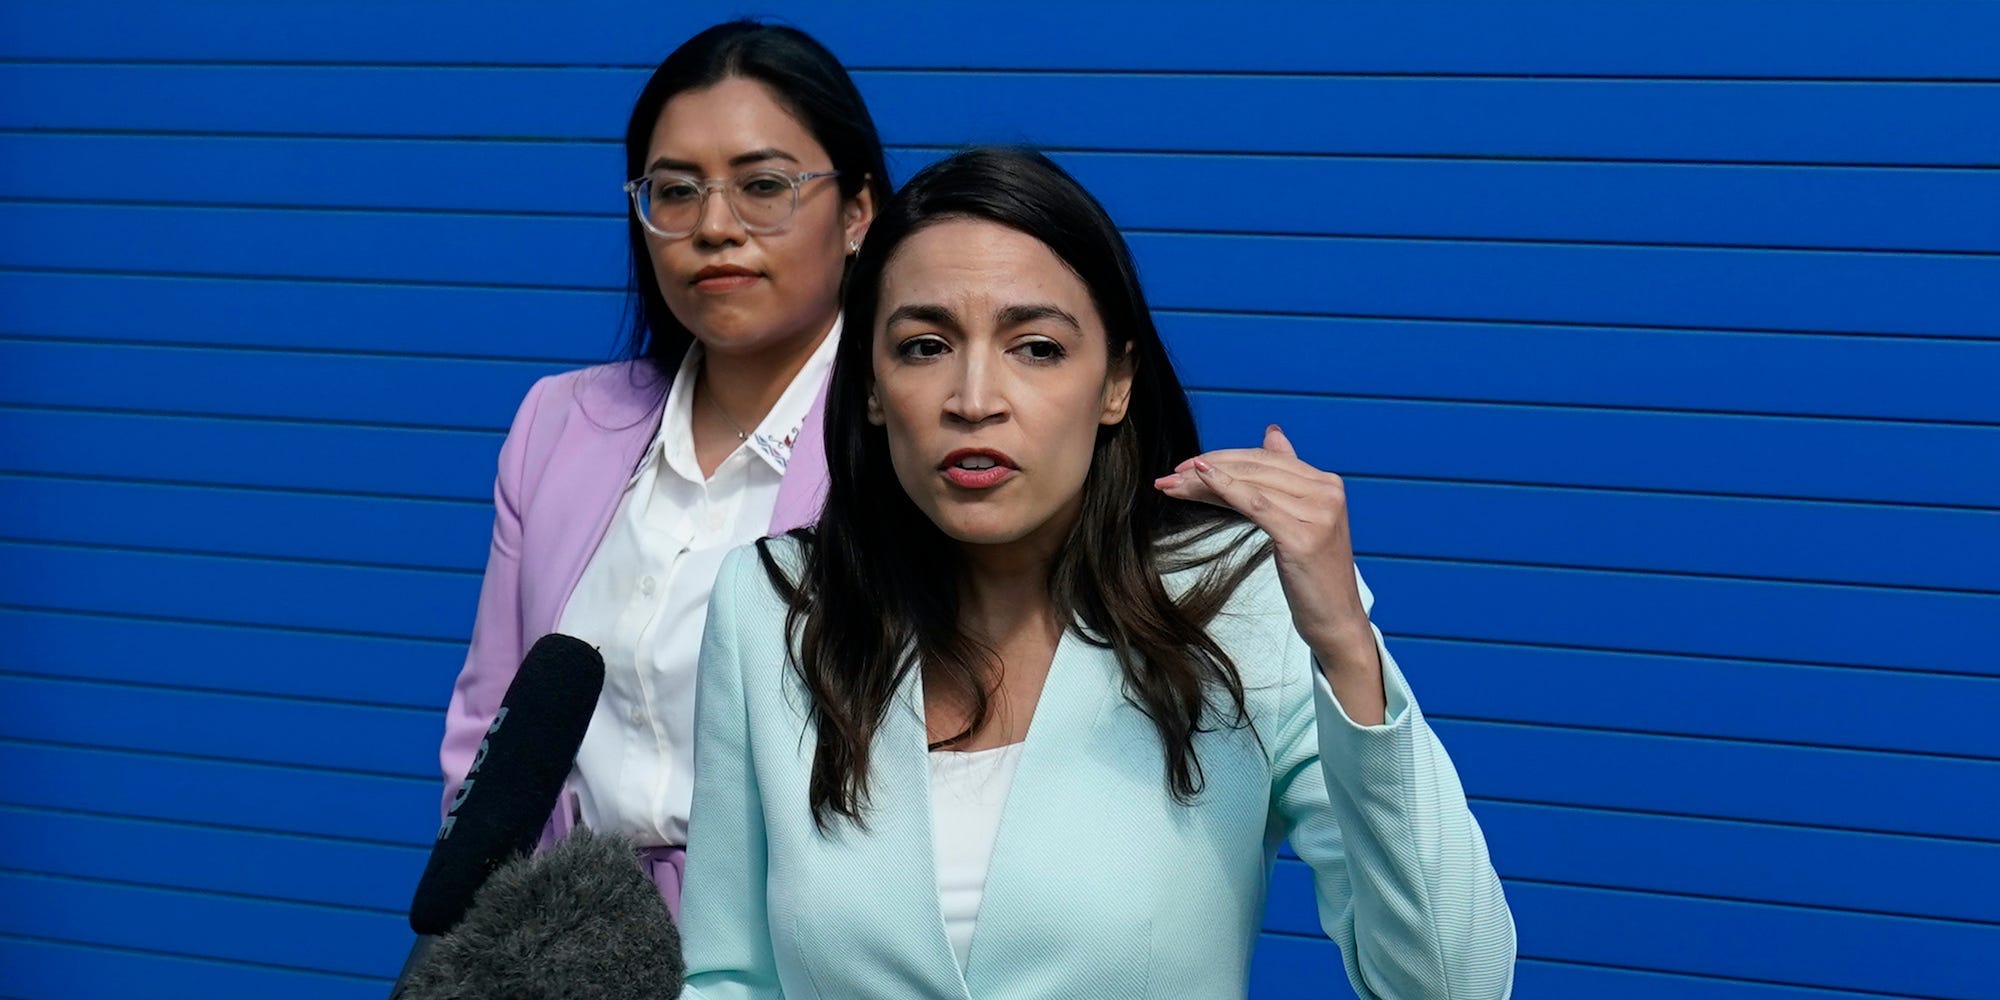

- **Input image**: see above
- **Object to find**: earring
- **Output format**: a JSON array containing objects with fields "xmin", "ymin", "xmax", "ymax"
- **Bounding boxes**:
[{"xmin": 847, "ymin": 240, "xmax": 860, "ymax": 255}]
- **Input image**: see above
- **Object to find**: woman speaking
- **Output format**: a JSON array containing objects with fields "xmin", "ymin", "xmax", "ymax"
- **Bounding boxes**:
[{"xmin": 677, "ymin": 148, "xmax": 1516, "ymax": 998}]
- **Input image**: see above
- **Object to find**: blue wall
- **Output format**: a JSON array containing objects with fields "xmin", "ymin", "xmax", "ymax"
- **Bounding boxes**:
[{"xmin": 3, "ymin": 2, "xmax": 1998, "ymax": 997}]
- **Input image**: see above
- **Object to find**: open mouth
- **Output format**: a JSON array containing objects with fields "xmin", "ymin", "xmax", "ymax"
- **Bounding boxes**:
[{"xmin": 940, "ymin": 449, "xmax": 1017, "ymax": 489}]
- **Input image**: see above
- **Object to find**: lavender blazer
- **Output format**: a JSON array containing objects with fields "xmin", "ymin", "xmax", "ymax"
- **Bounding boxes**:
[{"xmin": 437, "ymin": 360, "xmax": 831, "ymax": 848}]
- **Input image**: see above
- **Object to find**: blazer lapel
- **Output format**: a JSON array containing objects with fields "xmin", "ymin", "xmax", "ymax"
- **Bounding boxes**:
[
  {"xmin": 533, "ymin": 365, "xmax": 666, "ymax": 635},
  {"xmin": 768, "ymin": 376, "xmax": 832, "ymax": 534},
  {"xmin": 962, "ymin": 632, "xmax": 1156, "ymax": 998},
  {"xmin": 851, "ymin": 666, "xmax": 977, "ymax": 1000}
]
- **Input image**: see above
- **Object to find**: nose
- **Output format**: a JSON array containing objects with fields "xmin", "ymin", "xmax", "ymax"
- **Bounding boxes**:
[
  {"xmin": 693, "ymin": 182, "xmax": 745, "ymax": 246},
  {"xmin": 944, "ymin": 351, "xmax": 1008, "ymax": 426}
]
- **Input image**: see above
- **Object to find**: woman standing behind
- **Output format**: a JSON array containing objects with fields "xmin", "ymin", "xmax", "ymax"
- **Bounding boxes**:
[
  {"xmin": 679, "ymin": 148, "xmax": 1514, "ymax": 998},
  {"xmin": 436, "ymin": 20, "xmax": 889, "ymax": 917}
]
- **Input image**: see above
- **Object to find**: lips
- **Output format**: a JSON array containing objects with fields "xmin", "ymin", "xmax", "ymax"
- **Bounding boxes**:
[
  {"xmin": 939, "ymin": 448, "xmax": 1018, "ymax": 490},
  {"xmin": 691, "ymin": 264, "xmax": 761, "ymax": 292}
]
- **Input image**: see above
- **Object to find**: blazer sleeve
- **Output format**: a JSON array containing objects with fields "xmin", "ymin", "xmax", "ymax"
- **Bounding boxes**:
[
  {"xmin": 676, "ymin": 546, "xmax": 784, "ymax": 1000},
  {"xmin": 1269, "ymin": 568, "xmax": 1517, "ymax": 999},
  {"xmin": 437, "ymin": 376, "xmax": 548, "ymax": 813}
]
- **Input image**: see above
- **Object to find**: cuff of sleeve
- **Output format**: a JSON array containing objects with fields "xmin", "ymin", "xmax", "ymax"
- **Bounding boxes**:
[
  {"xmin": 1310, "ymin": 628, "xmax": 1423, "ymax": 808},
  {"xmin": 1311, "ymin": 626, "xmax": 1413, "ymax": 733}
]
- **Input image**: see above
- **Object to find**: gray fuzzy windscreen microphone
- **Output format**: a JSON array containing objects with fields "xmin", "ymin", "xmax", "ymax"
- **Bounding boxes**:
[{"xmin": 395, "ymin": 828, "xmax": 685, "ymax": 1000}]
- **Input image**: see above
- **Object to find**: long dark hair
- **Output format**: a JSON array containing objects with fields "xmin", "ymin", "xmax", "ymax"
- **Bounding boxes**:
[
  {"xmin": 761, "ymin": 147, "xmax": 1271, "ymax": 829},
  {"xmin": 620, "ymin": 20, "xmax": 893, "ymax": 374}
]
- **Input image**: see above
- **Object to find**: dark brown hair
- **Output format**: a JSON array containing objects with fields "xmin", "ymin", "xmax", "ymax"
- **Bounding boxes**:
[
  {"xmin": 760, "ymin": 147, "xmax": 1270, "ymax": 829},
  {"xmin": 620, "ymin": 20, "xmax": 893, "ymax": 373}
]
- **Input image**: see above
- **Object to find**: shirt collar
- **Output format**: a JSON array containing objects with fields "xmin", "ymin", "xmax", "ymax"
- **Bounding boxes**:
[{"xmin": 654, "ymin": 314, "xmax": 842, "ymax": 480}]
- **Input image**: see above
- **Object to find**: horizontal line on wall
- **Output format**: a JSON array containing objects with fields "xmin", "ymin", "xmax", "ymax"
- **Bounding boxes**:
[
  {"xmin": 1512, "ymin": 954, "xmax": 1956, "ymax": 1000},
  {"xmin": 0, "ymin": 193, "xmax": 626, "ymax": 222},
  {"xmin": 1341, "ymin": 470, "xmax": 2000, "ymax": 516},
  {"xmin": 0, "ymin": 669, "xmax": 444, "ymax": 718},
  {"xmin": 0, "ymin": 262, "xmax": 621, "ymax": 293},
  {"xmin": 0, "ymin": 469, "xmax": 491, "ymax": 508},
  {"xmin": 0, "ymin": 602, "xmax": 464, "ymax": 648},
  {"xmin": 0, "ymin": 864, "xmax": 406, "ymax": 920},
  {"xmin": 1466, "ymin": 792, "xmax": 2000, "ymax": 848},
  {"xmin": 1499, "ymin": 874, "xmax": 2000, "ymax": 929},
  {"xmin": 1198, "ymin": 383, "xmax": 2000, "ymax": 432},
  {"xmin": 1156, "ymin": 305, "xmax": 2000, "ymax": 346},
  {"xmin": 1395, "ymin": 620, "xmax": 1991, "ymax": 681},
  {"xmin": 1395, "ymin": 632, "xmax": 2000, "ymax": 686},
  {"xmin": 1253, "ymin": 929, "xmax": 1964, "ymax": 1000},
  {"xmin": 1365, "ymin": 550, "xmax": 2000, "ymax": 599},
  {"xmin": 0, "ymin": 532, "xmax": 483, "ymax": 578},
  {"xmin": 1194, "ymin": 389, "xmax": 2000, "ymax": 432},
  {"xmin": 0, "ymin": 801, "xmax": 429, "ymax": 854},
  {"xmin": 1121, "ymin": 224, "xmax": 2000, "ymax": 260},
  {"xmin": 0, "ymin": 125, "xmax": 622, "ymax": 145},
  {"xmin": 0, "ymin": 400, "xmax": 507, "ymax": 436},
  {"xmin": 0, "ymin": 331, "xmax": 606, "ymax": 367},
  {"xmin": 0, "ymin": 929, "xmax": 391, "ymax": 988},
  {"xmin": 888, "ymin": 143, "xmax": 2000, "ymax": 174},
  {"xmin": 0, "ymin": 735, "xmax": 435, "ymax": 786},
  {"xmin": 7, "ymin": 56, "xmax": 2000, "ymax": 84},
  {"xmin": 1428, "ymin": 711, "xmax": 2000, "ymax": 766}
]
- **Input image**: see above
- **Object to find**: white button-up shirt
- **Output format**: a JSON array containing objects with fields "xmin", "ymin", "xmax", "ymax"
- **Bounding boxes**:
[{"xmin": 558, "ymin": 322, "xmax": 838, "ymax": 846}]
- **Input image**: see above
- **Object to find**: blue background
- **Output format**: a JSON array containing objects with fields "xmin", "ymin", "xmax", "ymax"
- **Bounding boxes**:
[{"xmin": 3, "ymin": 2, "xmax": 1998, "ymax": 997}]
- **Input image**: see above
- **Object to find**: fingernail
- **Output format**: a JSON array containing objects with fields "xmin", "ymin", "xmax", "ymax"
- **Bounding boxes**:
[
  {"xmin": 1173, "ymin": 459, "xmax": 1194, "ymax": 473},
  {"xmin": 1154, "ymin": 473, "xmax": 1181, "ymax": 487},
  {"xmin": 1192, "ymin": 459, "xmax": 1214, "ymax": 473}
]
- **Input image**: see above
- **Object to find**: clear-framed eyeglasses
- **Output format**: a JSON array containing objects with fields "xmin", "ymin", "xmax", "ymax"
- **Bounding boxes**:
[{"xmin": 623, "ymin": 168, "xmax": 841, "ymax": 239}]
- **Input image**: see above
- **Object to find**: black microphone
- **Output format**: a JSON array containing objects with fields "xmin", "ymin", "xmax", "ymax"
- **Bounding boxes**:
[
  {"xmin": 393, "ymin": 828, "xmax": 685, "ymax": 1000},
  {"xmin": 411, "ymin": 633, "xmax": 605, "ymax": 935}
]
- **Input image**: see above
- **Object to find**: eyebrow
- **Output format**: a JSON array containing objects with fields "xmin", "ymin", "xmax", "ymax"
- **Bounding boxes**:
[
  {"xmin": 997, "ymin": 303, "xmax": 1082, "ymax": 332},
  {"xmin": 648, "ymin": 147, "xmax": 802, "ymax": 174},
  {"xmin": 884, "ymin": 303, "xmax": 958, "ymax": 329},
  {"xmin": 883, "ymin": 302, "xmax": 1083, "ymax": 333}
]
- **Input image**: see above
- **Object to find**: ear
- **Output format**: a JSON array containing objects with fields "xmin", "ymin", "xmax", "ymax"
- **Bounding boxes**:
[
  {"xmin": 843, "ymin": 177, "xmax": 876, "ymax": 254},
  {"xmin": 1100, "ymin": 341, "xmax": 1136, "ymax": 426},
  {"xmin": 866, "ymin": 384, "xmax": 886, "ymax": 426}
]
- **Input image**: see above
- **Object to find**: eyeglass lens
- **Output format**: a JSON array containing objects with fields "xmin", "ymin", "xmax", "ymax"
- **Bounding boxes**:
[{"xmin": 643, "ymin": 171, "xmax": 797, "ymax": 235}]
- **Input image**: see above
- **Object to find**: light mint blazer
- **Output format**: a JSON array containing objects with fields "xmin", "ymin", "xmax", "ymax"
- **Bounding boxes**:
[{"xmin": 678, "ymin": 533, "xmax": 1516, "ymax": 999}]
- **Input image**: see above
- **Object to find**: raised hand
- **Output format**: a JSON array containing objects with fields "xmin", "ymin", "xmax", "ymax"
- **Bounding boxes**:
[{"xmin": 1153, "ymin": 424, "xmax": 1386, "ymax": 724}]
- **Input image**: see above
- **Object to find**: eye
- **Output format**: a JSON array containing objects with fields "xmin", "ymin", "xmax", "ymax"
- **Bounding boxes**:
[
  {"xmin": 653, "ymin": 177, "xmax": 701, "ymax": 204},
  {"xmin": 737, "ymin": 173, "xmax": 791, "ymax": 200},
  {"xmin": 1014, "ymin": 338, "xmax": 1066, "ymax": 363},
  {"xmin": 896, "ymin": 335, "xmax": 949, "ymax": 361}
]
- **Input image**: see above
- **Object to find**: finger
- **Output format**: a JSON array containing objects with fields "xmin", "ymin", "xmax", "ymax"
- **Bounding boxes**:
[
  {"xmin": 1188, "ymin": 459, "xmax": 1290, "ymax": 524},
  {"xmin": 1264, "ymin": 424, "xmax": 1299, "ymax": 459},
  {"xmin": 1154, "ymin": 468, "xmax": 1242, "ymax": 512},
  {"xmin": 1173, "ymin": 447, "xmax": 1322, "ymax": 480},
  {"xmin": 1162, "ymin": 465, "xmax": 1331, "ymax": 540},
  {"xmin": 1184, "ymin": 459, "xmax": 1332, "ymax": 503}
]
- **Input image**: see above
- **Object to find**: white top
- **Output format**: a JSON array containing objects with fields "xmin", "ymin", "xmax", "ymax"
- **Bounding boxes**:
[
  {"xmin": 928, "ymin": 741, "xmax": 1026, "ymax": 971},
  {"xmin": 558, "ymin": 321, "xmax": 838, "ymax": 847}
]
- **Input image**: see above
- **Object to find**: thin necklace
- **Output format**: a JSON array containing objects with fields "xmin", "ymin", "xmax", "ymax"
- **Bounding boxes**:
[{"xmin": 702, "ymin": 375, "xmax": 752, "ymax": 441}]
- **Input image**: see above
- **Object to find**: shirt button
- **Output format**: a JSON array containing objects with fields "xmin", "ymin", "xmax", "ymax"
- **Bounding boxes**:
[
  {"xmin": 629, "ymin": 705, "xmax": 645, "ymax": 726},
  {"xmin": 639, "ymin": 576, "xmax": 656, "ymax": 596}
]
